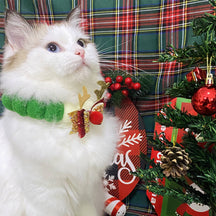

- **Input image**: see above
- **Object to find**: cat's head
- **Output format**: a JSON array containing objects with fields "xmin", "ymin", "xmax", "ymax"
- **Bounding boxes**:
[{"xmin": 1, "ymin": 8, "xmax": 101, "ymax": 102}]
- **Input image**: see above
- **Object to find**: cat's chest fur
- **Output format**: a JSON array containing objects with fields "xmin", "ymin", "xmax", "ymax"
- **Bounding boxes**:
[{"xmin": 0, "ymin": 108, "xmax": 117, "ymax": 216}]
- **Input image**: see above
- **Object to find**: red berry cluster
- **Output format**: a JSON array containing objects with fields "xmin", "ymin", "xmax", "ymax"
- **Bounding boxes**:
[{"xmin": 105, "ymin": 75, "xmax": 141, "ymax": 99}]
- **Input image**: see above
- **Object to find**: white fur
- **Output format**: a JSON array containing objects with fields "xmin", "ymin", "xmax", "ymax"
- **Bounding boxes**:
[{"xmin": 0, "ymin": 9, "xmax": 118, "ymax": 216}]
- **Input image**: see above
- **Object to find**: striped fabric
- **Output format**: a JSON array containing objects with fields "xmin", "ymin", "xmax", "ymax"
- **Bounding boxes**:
[{"xmin": 0, "ymin": 0, "xmax": 213, "ymax": 215}]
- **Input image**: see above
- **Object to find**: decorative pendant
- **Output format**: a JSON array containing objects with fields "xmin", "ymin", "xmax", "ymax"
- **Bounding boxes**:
[
  {"xmin": 68, "ymin": 81, "xmax": 107, "ymax": 138},
  {"xmin": 191, "ymin": 74, "xmax": 216, "ymax": 116}
]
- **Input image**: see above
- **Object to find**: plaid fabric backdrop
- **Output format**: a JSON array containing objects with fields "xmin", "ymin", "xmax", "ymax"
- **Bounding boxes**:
[{"xmin": 0, "ymin": 0, "xmax": 213, "ymax": 215}]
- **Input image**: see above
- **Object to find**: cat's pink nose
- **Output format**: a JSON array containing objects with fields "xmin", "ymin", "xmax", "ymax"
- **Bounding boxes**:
[{"xmin": 75, "ymin": 49, "xmax": 85, "ymax": 59}]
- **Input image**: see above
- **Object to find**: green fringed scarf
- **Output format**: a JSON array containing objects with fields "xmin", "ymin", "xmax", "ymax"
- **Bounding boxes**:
[{"xmin": 2, "ymin": 94, "xmax": 64, "ymax": 122}]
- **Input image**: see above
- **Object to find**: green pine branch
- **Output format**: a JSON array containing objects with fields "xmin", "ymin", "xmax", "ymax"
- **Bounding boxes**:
[
  {"xmin": 165, "ymin": 79, "xmax": 205, "ymax": 98},
  {"xmin": 157, "ymin": 4, "xmax": 216, "ymax": 67},
  {"xmin": 134, "ymin": 165, "xmax": 208, "ymax": 205},
  {"xmin": 193, "ymin": 14, "xmax": 215, "ymax": 37},
  {"xmin": 157, "ymin": 41, "xmax": 216, "ymax": 67},
  {"xmin": 156, "ymin": 104, "xmax": 216, "ymax": 142},
  {"xmin": 134, "ymin": 104, "xmax": 216, "ymax": 209},
  {"xmin": 133, "ymin": 128, "xmax": 216, "ymax": 207},
  {"xmin": 209, "ymin": 0, "xmax": 216, "ymax": 7},
  {"xmin": 148, "ymin": 134, "xmax": 175, "ymax": 151},
  {"xmin": 134, "ymin": 1, "xmax": 216, "ymax": 212}
]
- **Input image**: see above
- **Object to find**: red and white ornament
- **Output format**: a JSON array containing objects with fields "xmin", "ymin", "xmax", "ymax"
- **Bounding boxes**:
[
  {"xmin": 176, "ymin": 181, "xmax": 210, "ymax": 216},
  {"xmin": 104, "ymin": 192, "xmax": 126, "ymax": 216}
]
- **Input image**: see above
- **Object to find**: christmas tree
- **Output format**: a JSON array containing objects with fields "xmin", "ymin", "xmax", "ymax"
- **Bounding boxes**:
[{"xmin": 133, "ymin": 0, "xmax": 216, "ymax": 215}]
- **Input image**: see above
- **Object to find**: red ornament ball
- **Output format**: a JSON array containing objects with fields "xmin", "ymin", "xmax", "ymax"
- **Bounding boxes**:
[
  {"xmin": 128, "ymin": 82, "xmax": 134, "ymax": 89},
  {"xmin": 124, "ymin": 77, "xmax": 132, "ymax": 86},
  {"xmin": 105, "ymin": 77, "xmax": 112, "ymax": 84},
  {"xmin": 114, "ymin": 83, "xmax": 121, "ymax": 90},
  {"xmin": 106, "ymin": 92, "xmax": 112, "ymax": 99},
  {"xmin": 89, "ymin": 111, "xmax": 103, "ymax": 125},
  {"xmin": 110, "ymin": 84, "xmax": 115, "ymax": 91},
  {"xmin": 116, "ymin": 75, "xmax": 123, "ymax": 83},
  {"xmin": 133, "ymin": 82, "xmax": 141, "ymax": 90},
  {"xmin": 191, "ymin": 85, "xmax": 216, "ymax": 115},
  {"xmin": 122, "ymin": 89, "xmax": 129, "ymax": 97}
]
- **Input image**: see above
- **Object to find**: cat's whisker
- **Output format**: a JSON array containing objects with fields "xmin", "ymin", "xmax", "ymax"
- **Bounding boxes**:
[
  {"xmin": 99, "ymin": 51, "xmax": 136, "ymax": 57},
  {"xmin": 98, "ymin": 52, "xmax": 117, "ymax": 57},
  {"xmin": 100, "ymin": 62, "xmax": 125, "ymax": 73},
  {"xmin": 98, "ymin": 48, "xmax": 115, "ymax": 56},
  {"xmin": 100, "ymin": 64, "xmax": 132, "ymax": 74},
  {"xmin": 100, "ymin": 58, "xmax": 147, "ymax": 74},
  {"xmin": 96, "ymin": 39, "xmax": 114, "ymax": 53},
  {"xmin": 97, "ymin": 39, "xmax": 133, "ymax": 55}
]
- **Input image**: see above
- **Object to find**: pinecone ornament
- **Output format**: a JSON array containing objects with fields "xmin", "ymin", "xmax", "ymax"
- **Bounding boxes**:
[{"xmin": 160, "ymin": 146, "xmax": 192, "ymax": 178}]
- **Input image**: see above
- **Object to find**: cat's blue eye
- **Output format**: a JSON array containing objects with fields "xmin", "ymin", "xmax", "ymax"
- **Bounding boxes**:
[
  {"xmin": 77, "ymin": 39, "xmax": 86, "ymax": 48},
  {"xmin": 46, "ymin": 43, "xmax": 60, "ymax": 53}
]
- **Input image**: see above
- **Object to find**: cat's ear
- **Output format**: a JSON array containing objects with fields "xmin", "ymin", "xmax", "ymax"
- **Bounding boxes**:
[
  {"xmin": 4, "ymin": 10, "xmax": 32, "ymax": 50},
  {"xmin": 66, "ymin": 6, "xmax": 81, "ymax": 26}
]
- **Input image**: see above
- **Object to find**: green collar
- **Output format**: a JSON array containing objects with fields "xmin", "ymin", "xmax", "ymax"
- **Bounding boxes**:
[
  {"xmin": 1, "ymin": 82, "xmax": 108, "ymax": 129},
  {"xmin": 2, "ymin": 94, "xmax": 64, "ymax": 122}
]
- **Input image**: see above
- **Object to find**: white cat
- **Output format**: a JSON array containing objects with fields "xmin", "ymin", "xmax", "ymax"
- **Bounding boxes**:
[{"xmin": 0, "ymin": 8, "xmax": 118, "ymax": 216}]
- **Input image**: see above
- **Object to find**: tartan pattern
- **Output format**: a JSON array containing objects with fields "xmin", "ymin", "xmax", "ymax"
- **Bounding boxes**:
[
  {"xmin": 123, "ymin": 183, "xmax": 157, "ymax": 216},
  {"xmin": 0, "ymin": 0, "xmax": 213, "ymax": 215}
]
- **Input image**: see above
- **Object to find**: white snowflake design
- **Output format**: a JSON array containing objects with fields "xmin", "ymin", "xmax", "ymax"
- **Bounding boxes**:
[
  {"xmin": 119, "ymin": 120, "xmax": 132, "ymax": 137},
  {"xmin": 103, "ymin": 173, "xmax": 117, "ymax": 192},
  {"xmin": 118, "ymin": 120, "xmax": 143, "ymax": 148}
]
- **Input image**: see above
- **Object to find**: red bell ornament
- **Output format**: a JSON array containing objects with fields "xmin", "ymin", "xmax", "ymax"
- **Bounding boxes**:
[{"xmin": 191, "ymin": 84, "xmax": 216, "ymax": 115}]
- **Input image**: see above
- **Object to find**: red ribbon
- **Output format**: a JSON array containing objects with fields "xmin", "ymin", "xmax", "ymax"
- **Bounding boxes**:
[{"xmin": 186, "ymin": 67, "xmax": 206, "ymax": 82}]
